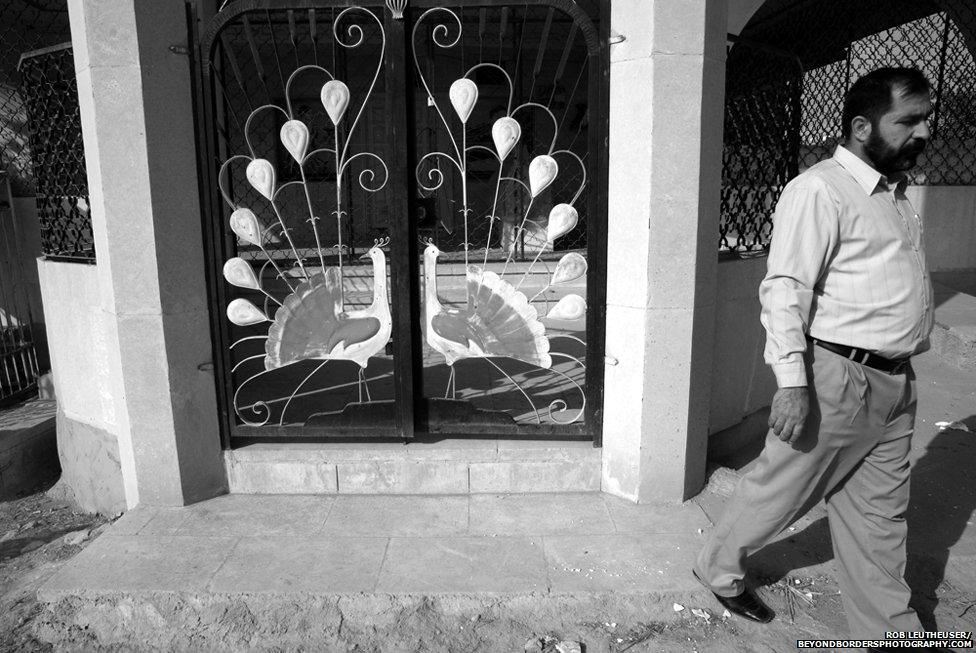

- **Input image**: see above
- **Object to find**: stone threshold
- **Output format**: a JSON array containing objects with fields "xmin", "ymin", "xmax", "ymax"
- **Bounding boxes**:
[
  {"xmin": 36, "ymin": 493, "xmax": 714, "ymax": 651},
  {"xmin": 225, "ymin": 439, "xmax": 602, "ymax": 494}
]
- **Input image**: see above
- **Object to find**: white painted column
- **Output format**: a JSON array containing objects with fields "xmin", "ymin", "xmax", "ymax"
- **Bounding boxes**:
[
  {"xmin": 68, "ymin": 0, "xmax": 226, "ymax": 506},
  {"xmin": 601, "ymin": 0, "xmax": 728, "ymax": 502}
]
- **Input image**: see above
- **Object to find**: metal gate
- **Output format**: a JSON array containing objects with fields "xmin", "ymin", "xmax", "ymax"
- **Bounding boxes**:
[
  {"xmin": 194, "ymin": 0, "xmax": 608, "ymax": 442},
  {"xmin": 0, "ymin": 172, "xmax": 41, "ymax": 406}
]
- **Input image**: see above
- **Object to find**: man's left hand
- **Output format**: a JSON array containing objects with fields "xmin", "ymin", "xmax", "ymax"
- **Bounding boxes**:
[{"xmin": 769, "ymin": 387, "xmax": 809, "ymax": 444}]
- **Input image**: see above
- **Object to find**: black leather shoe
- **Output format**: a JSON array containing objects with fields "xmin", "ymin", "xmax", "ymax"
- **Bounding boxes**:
[{"xmin": 712, "ymin": 587, "xmax": 775, "ymax": 623}]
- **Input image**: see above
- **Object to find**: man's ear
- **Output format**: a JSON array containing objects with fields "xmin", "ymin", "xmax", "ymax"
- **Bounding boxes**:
[{"xmin": 851, "ymin": 115, "xmax": 872, "ymax": 143}]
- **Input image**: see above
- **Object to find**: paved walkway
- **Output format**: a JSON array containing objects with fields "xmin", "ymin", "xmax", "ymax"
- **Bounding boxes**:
[
  {"xmin": 41, "ymin": 493, "xmax": 710, "ymax": 598},
  {"xmin": 36, "ymin": 493, "xmax": 729, "ymax": 651}
]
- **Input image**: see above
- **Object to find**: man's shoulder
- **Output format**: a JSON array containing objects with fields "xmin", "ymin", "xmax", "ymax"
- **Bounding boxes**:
[{"xmin": 784, "ymin": 159, "xmax": 846, "ymax": 194}]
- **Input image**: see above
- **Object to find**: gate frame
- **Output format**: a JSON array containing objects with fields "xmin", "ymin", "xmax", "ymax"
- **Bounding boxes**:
[{"xmin": 190, "ymin": 0, "xmax": 609, "ymax": 446}]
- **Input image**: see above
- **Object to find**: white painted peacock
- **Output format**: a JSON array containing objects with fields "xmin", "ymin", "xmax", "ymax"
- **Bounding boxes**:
[
  {"xmin": 217, "ymin": 8, "xmax": 393, "ymax": 426},
  {"xmin": 412, "ymin": 8, "xmax": 590, "ymax": 423}
]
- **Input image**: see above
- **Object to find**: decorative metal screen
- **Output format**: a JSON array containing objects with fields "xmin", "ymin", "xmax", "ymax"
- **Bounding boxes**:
[
  {"xmin": 19, "ymin": 44, "xmax": 93, "ymax": 261},
  {"xmin": 195, "ymin": 1, "xmax": 607, "ymax": 442},
  {"xmin": 721, "ymin": 0, "xmax": 976, "ymax": 253},
  {"xmin": 0, "ymin": 0, "xmax": 72, "ymax": 197}
]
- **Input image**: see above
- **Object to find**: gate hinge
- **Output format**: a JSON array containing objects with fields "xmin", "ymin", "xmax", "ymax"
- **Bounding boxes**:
[{"xmin": 169, "ymin": 45, "xmax": 190, "ymax": 56}]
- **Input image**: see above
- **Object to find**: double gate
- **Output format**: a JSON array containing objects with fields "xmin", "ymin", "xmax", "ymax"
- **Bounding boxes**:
[{"xmin": 194, "ymin": 0, "xmax": 607, "ymax": 442}]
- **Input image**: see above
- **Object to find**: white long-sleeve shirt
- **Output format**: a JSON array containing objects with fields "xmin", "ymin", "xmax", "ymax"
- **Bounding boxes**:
[{"xmin": 759, "ymin": 145, "xmax": 934, "ymax": 388}]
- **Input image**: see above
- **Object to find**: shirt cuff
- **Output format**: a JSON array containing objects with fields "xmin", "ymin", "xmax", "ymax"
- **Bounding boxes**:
[{"xmin": 771, "ymin": 361, "xmax": 807, "ymax": 388}]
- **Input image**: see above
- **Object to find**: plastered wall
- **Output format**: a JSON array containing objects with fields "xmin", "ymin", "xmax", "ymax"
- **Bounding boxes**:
[
  {"xmin": 707, "ymin": 256, "xmax": 776, "ymax": 437},
  {"xmin": 37, "ymin": 259, "xmax": 125, "ymax": 514}
]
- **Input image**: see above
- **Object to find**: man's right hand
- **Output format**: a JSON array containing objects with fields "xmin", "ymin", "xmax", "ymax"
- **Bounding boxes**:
[{"xmin": 769, "ymin": 387, "xmax": 809, "ymax": 444}]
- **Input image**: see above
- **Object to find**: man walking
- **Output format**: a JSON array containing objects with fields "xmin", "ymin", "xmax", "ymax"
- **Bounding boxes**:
[{"xmin": 694, "ymin": 67, "xmax": 934, "ymax": 638}]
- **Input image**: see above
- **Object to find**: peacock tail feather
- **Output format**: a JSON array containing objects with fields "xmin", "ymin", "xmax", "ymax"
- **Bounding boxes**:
[
  {"xmin": 430, "ymin": 265, "xmax": 551, "ymax": 369},
  {"xmin": 265, "ymin": 267, "xmax": 381, "ymax": 370}
]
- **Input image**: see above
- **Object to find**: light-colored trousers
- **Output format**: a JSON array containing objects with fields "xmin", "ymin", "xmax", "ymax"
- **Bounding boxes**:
[{"xmin": 694, "ymin": 344, "xmax": 923, "ymax": 637}]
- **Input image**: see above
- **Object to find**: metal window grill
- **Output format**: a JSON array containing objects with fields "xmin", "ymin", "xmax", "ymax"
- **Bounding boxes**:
[
  {"xmin": 18, "ymin": 43, "xmax": 93, "ymax": 261},
  {"xmin": 0, "ymin": 0, "xmax": 72, "ymax": 196},
  {"xmin": 721, "ymin": 0, "xmax": 976, "ymax": 254}
]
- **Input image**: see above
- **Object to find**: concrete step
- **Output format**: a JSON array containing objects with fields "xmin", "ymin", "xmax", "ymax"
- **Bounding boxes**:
[
  {"xmin": 35, "ymin": 493, "xmax": 715, "ymax": 651},
  {"xmin": 0, "ymin": 398, "xmax": 57, "ymax": 499},
  {"xmin": 931, "ymin": 282, "xmax": 976, "ymax": 370},
  {"xmin": 224, "ymin": 439, "xmax": 602, "ymax": 494}
]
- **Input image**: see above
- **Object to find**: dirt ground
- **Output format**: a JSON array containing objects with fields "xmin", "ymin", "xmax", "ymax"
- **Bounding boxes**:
[{"xmin": 0, "ymin": 478, "xmax": 109, "ymax": 653}]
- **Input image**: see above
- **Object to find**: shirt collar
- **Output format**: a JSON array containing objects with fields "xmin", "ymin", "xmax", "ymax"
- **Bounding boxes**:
[{"xmin": 833, "ymin": 144, "xmax": 906, "ymax": 195}]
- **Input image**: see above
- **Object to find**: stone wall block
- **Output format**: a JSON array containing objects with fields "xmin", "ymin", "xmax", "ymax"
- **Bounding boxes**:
[
  {"xmin": 609, "ymin": 0, "xmax": 655, "ymax": 62},
  {"xmin": 54, "ymin": 411, "xmax": 127, "ymax": 515},
  {"xmin": 226, "ymin": 460, "xmax": 338, "ymax": 494},
  {"xmin": 336, "ymin": 461, "xmax": 469, "ymax": 494},
  {"xmin": 67, "ymin": 0, "xmax": 139, "ymax": 73},
  {"xmin": 468, "ymin": 461, "xmax": 601, "ymax": 493},
  {"xmin": 606, "ymin": 58, "xmax": 653, "ymax": 309},
  {"xmin": 600, "ymin": 303, "xmax": 649, "ymax": 498},
  {"xmin": 651, "ymin": 1, "xmax": 707, "ymax": 55}
]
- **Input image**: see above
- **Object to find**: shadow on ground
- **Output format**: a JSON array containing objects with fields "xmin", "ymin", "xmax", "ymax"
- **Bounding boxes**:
[{"xmin": 906, "ymin": 415, "xmax": 976, "ymax": 629}]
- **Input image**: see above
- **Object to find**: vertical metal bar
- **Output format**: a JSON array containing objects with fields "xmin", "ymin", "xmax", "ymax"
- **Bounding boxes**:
[
  {"xmin": 584, "ymin": 0, "xmax": 609, "ymax": 445},
  {"xmin": 193, "ymin": 1, "xmax": 236, "ymax": 448},
  {"xmin": 309, "ymin": 9, "xmax": 319, "ymax": 67},
  {"xmin": 385, "ymin": 6, "xmax": 418, "ymax": 440},
  {"xmin": 548, "ymin": 21, "xmax": 577, "ymax": 106},
  {"xmin": 242, "ymin": 15, "xmax": 272, "ymax": 102},
  {"xmin": 217, "ymin": 33, "xmax": 252, "ymax": 118},
  {"xmin": 288, "ymin": 9, "xmax": 300, "ymax": 68},
  {"xmin": 265, "ymin": 9, "xmax": 287, "ymax": 96},
  {"xmin": 932, "ymin": 13, "xmax": 951, "ymax": 138},
  {"xmin": 528, "ymin": 7, "xmax": 554, "ymax": 100}
]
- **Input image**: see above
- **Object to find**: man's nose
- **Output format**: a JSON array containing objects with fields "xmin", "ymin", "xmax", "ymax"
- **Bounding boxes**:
[{"xmin": 914, "ymin": 119, "xmax": 931, "ymax": 141}]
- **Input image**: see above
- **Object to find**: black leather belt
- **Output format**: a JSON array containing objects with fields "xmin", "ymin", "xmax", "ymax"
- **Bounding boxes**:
[{"xmin": 807, "ymin": 336, "xmax": 911, "ymax": 375}]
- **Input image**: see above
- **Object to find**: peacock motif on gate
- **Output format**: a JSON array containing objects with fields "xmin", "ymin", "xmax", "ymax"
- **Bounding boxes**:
[
  {"xmin": 217, "ymin": 5, "xmax": 591, "ymax": 428},
  {"xmin": 412, "ymin": 7, "xmax": 589, "ymax": 424},
  {"xmin": 218, "ymin": 7, "xmax": 393, "ymax": 426}
]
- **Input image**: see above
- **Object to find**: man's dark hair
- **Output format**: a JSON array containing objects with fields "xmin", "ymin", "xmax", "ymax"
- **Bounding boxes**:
[{"xmin": 841, "ymin": 67, "xmax": 931, "ymax": 139}]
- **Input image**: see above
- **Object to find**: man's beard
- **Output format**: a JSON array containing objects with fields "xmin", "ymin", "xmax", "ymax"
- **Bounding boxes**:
[{"xmin": 864, "ymin": 129, "xmax": 926, "ymax": 176}]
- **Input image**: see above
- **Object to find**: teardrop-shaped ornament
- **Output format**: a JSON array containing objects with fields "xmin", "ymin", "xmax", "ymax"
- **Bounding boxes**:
[
  {"xmin": 491, "ymin": 117, "xmax": 521, "ymax": 161},
  {"xmin": 449, "ymin": 78, "xmax": 478, "ymax": 124},
  {"xmin": 321, "ymin": 80, "xmax": 351, "ymax": 125},
  {"xmin": 226, "ymin": 298, "xmax": 268, "ymax": 326},
  {"xmin": 529, "ymin": 155, "xmax": 558, "ymax": 197},
  {"xmin": 547, "ymin": 204, "xmax": 579, "ymax": 242},
  {"xmin": 551, "ymin": 252, "xmax": 587, "ymax": 285},
  {"xmin": 547, "ymin": 294, "xmax": 587, "ymax": 321},
  {"xmin": 230, "ymin": 208, "xmax": 263, "ymax": 246},
  {"xmin": 246, "ymin": 159, "xmax": 276, "ymax": 200},
  {"xmin": 223, "ymin": 257, "xmax": 261, "ymax": 290},
  {"xmin": 280, "ymin": 120, "xmax": 309, "ymax": 163}
]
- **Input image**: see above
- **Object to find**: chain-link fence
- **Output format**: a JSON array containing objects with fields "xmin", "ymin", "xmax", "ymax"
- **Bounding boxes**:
[
  {"xmin": 19, "ymin": 44, "xmax": 93, "ymax": 261},
  {"xmin": 0, "ymin": 0, "xmax": 72, "ymax": 196},
  {"xmin": 721, "ymin": 0, "xmax": 976, "ymax": 254}
]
